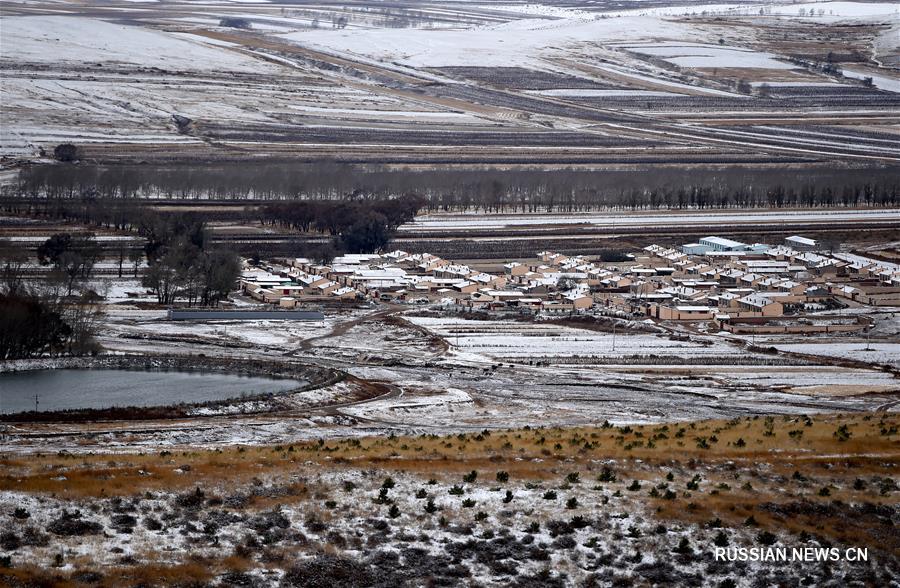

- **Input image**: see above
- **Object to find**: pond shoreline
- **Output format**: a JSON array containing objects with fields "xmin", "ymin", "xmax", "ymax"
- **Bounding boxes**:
[{"xmin": 0, "ymin": 354, "xmax": 343, "ymax": 423}]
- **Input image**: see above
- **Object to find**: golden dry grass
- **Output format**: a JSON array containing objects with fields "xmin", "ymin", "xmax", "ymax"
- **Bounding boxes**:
[
  {"xmin": 2, "ymin": 412, "xmax": 896, "ymax": 498},
  {"xmin": 0, "ymin": 562, "xmax": 214, "ymax": 588},
  {"xmin": 1, "ymin": 411, "xmax": 898, "ymax": 585}
]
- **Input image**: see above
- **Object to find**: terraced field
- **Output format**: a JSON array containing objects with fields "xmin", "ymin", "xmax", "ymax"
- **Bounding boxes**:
[{"xmin": 2, "ymin": 0, "xmax": 898, "ymax": 168}]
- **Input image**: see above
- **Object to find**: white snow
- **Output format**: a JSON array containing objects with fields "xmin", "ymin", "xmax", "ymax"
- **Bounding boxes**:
[
  {"xmin": 407, "ymin": 317, "xmax": 746, "ymax": 361},
  {"xmin": 620, "ymin": 43, "xmax": 796, "ymax": 69},
  {"xmin": 842, "ymin": 67, "xmax": 900, "ymax": 93},
  {"xmin": 286, "ymin": 15, "xmax": 696, "ymax": 68},
  {"xmin": 774, "ymin": 342, "xmax": 900, "ymax": 368},
  {"xmin": 402, "ymin": 208, "xmax": 900, "ymax": 231},
  {"xmin": 764, "ymin": 1, "xmax": 899, "ymax": 21},
  {"xmin": 0, "ymin": 15, "xmax": 281, "ymax": 72},
  {"xmin": 526, "ymin": 88, "xmax": 682, "ymax": 97}
]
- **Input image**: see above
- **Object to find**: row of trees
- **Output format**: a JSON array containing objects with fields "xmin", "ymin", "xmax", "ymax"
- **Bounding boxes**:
[
  {"xmin": 260, "ymin": 195, "xmax": 425, "ymax": 254},
  {"xmin": 136, "ymin": 213, "xmax": 241, "ymax": 305},
  {"xmin": 0, "ymin": 238, "xmax": 102, "ymax": 359},
  {"xmin": 36, "ymin": 232, "xmax": 102, "ymax": 296},
  {"xmin": 7, "ymin": 163, "xmax": 899, "ymax": 211},
  {"xmin": 0, "ymin": 194, "xmax": 424, "ymax": 265},
  {"xmin": 0, "ymin": 212, "xmax": 241, "ymax": 358}
]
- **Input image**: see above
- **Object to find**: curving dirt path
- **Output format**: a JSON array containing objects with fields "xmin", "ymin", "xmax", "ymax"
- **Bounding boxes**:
[{"xmin": 291, "ymin": 304, "xmax": 406, "ymax": 354}]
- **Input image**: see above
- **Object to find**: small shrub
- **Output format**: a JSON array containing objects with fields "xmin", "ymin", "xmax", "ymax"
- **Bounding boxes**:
[
  {"xmin": 833, "ymin": 425, "xmax": 852, "ymax": 442},
  {"xmin": 570, "ymin": 515, "xmax": 589, "ymax": 529},
  {"xmin": 53, "ymin": 143, "xmax": 79, "ymax": 162},
  {"xmin": 47, "ymin": 510, "xmax": 103, "ymax": 537},
  {"xmin": 673, "ymin": 537, "xmax": 692, "ymax": 554}
]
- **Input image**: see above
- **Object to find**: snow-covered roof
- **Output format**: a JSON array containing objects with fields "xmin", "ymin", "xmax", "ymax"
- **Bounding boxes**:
[
  {"xmin": 701, "ymin": 236, "xmax": 746, "ymax": 248},
  {"xmin": 786, "ymin": 236, "xmax": 817, "ymax": 246},
  {"xmin": 738, "ymin": 294, "xmax": 778, "ymax": 308}
]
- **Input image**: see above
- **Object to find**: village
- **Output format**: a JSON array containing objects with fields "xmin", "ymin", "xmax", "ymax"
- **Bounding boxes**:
[{"xmin": 239, "ymin": 234, "xmax": 900, "ymax": 335}]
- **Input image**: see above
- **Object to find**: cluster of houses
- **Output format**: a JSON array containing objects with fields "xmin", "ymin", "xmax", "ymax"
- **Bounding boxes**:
[{"xmin": 237, "ymin": 234, "xmax": 899, "ymax": 330}]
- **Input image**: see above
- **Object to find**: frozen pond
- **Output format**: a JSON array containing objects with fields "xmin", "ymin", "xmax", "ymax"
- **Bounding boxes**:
[{"xmin": 0, "ymin": 369, "xmax": 304, "ymax": 414}]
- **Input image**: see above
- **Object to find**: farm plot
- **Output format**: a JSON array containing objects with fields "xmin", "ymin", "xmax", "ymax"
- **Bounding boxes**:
[
  {"xmin": 773, "ymin": 341, "xmax": 900, "ymax": 368},
  {"xmin": 0, "ymin": 16, "xmax": 282, "ymax": 73},
  {"xmin": 99, "ymin": 307, "xmax": 356, "ymax": 355},
  {"xmin": 0, "ymin": 13, "xmax": 493, "ymax": 158},
  {"xmin": 643, "ymin": 365, "xmax": 900, "ymax": 396},
  {"xmin": 565, "ymin": 94, "xmax": 761, "ymax": 112},
  {"xmin": 406, "ymin": 317, "xmax": 750, "ymax": 364},
  {"xmin": 197, "ymin": 123, "xmax": 657, "ymax": 147},
  {"xmin": 400, "ymin": 208, "xmax": 900, "ymax": 232},
  {"xmin": 618, "ymin": 43, "xmax": 796, "ymax": 70},
  {"xmin": 430, "ymin": 66, "xmax": 619, "ymax": 90},
  {"xmin": 289, "ymin": 14, "xmax": 698, "ymax": 69}
]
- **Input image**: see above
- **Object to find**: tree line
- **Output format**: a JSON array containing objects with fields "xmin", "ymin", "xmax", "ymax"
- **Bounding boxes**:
[
  {"xmin": 0, "ymin": 194, "xmax": 427, "ymax": 262},
  {"xmin": 7, "ymin": 162, "xmax": 899, "ymax": 211},
  {"xmin": 138, "ymin": 213, "xmax": 241, "ymax": 305},
  {"xmin": 260, "ymin": 195, "xmax": 425, "ymax": 256},
  {"xmin": 0, "ymin": 212, "xmax": 241, "ymax": 358},
  {"xmin": 0, "ymin": 238, "xmax": 103, "ymax": 359}
]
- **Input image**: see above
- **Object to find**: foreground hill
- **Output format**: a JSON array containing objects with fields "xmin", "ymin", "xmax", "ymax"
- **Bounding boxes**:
[{"xmin": 1, "ymin": 411, "xmax": 897, "ymax": 586}]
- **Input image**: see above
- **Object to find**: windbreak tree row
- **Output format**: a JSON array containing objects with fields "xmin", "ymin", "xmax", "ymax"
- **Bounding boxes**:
[{"xmin": 6, "ymin": 163, "xmax": 899, "ymax": 211}]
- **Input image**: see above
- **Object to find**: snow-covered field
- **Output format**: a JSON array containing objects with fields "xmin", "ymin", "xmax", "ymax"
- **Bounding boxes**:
[
  {"xmin": 99, "ymin": 306, "xmax": 347, "ymax": 353},
  {"xmin": 774, "ymin": 341, "xmax": 900, "ymax": 368},
  {"xmin": 1, "ymin": 16, "xmax": 280, "ymax": 72},
  {"xmin": 407, "ymin": 317, "xmax": 746, "ymax": 362},
  {"xmin": 620, "ymin": 43, "xmax": 795, "ymax": 69},
  {"xmin": 401, "ymin": 208, "xmax": 900, "ymax": 231},
  {"xmin": 290, "ymin": 15, "xmax": 696, "ymax": 68},
  {"xmin": 764, "ymin": 1, "xmax": 899, "ymax": 20},
  {"xmin": 2, "ymin": 0, "xmax": 897, "ymax": 163}
]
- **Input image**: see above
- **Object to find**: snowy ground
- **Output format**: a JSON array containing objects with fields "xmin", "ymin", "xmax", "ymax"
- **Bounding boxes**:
[
  {"xmin": 406, "ymin": 316, "xmax": 751, "ymax": 362},
  {"xmin": 401, "ymin": 208, "xmax": 900, "ymax": 231},
  {"xmin": 3, "ymin": 302, "xmax": 893, "ymax": 453},
  {"xmin": 773, "ymin": 342, "xmax": 900, "ymax": 368},
  {"xmin": 1, "ymin": 412, "xmax": 897, "ymax": 587},
  {"xmin": 2, "ymin": 0, "xmax": 897, "ymax": 163}
]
